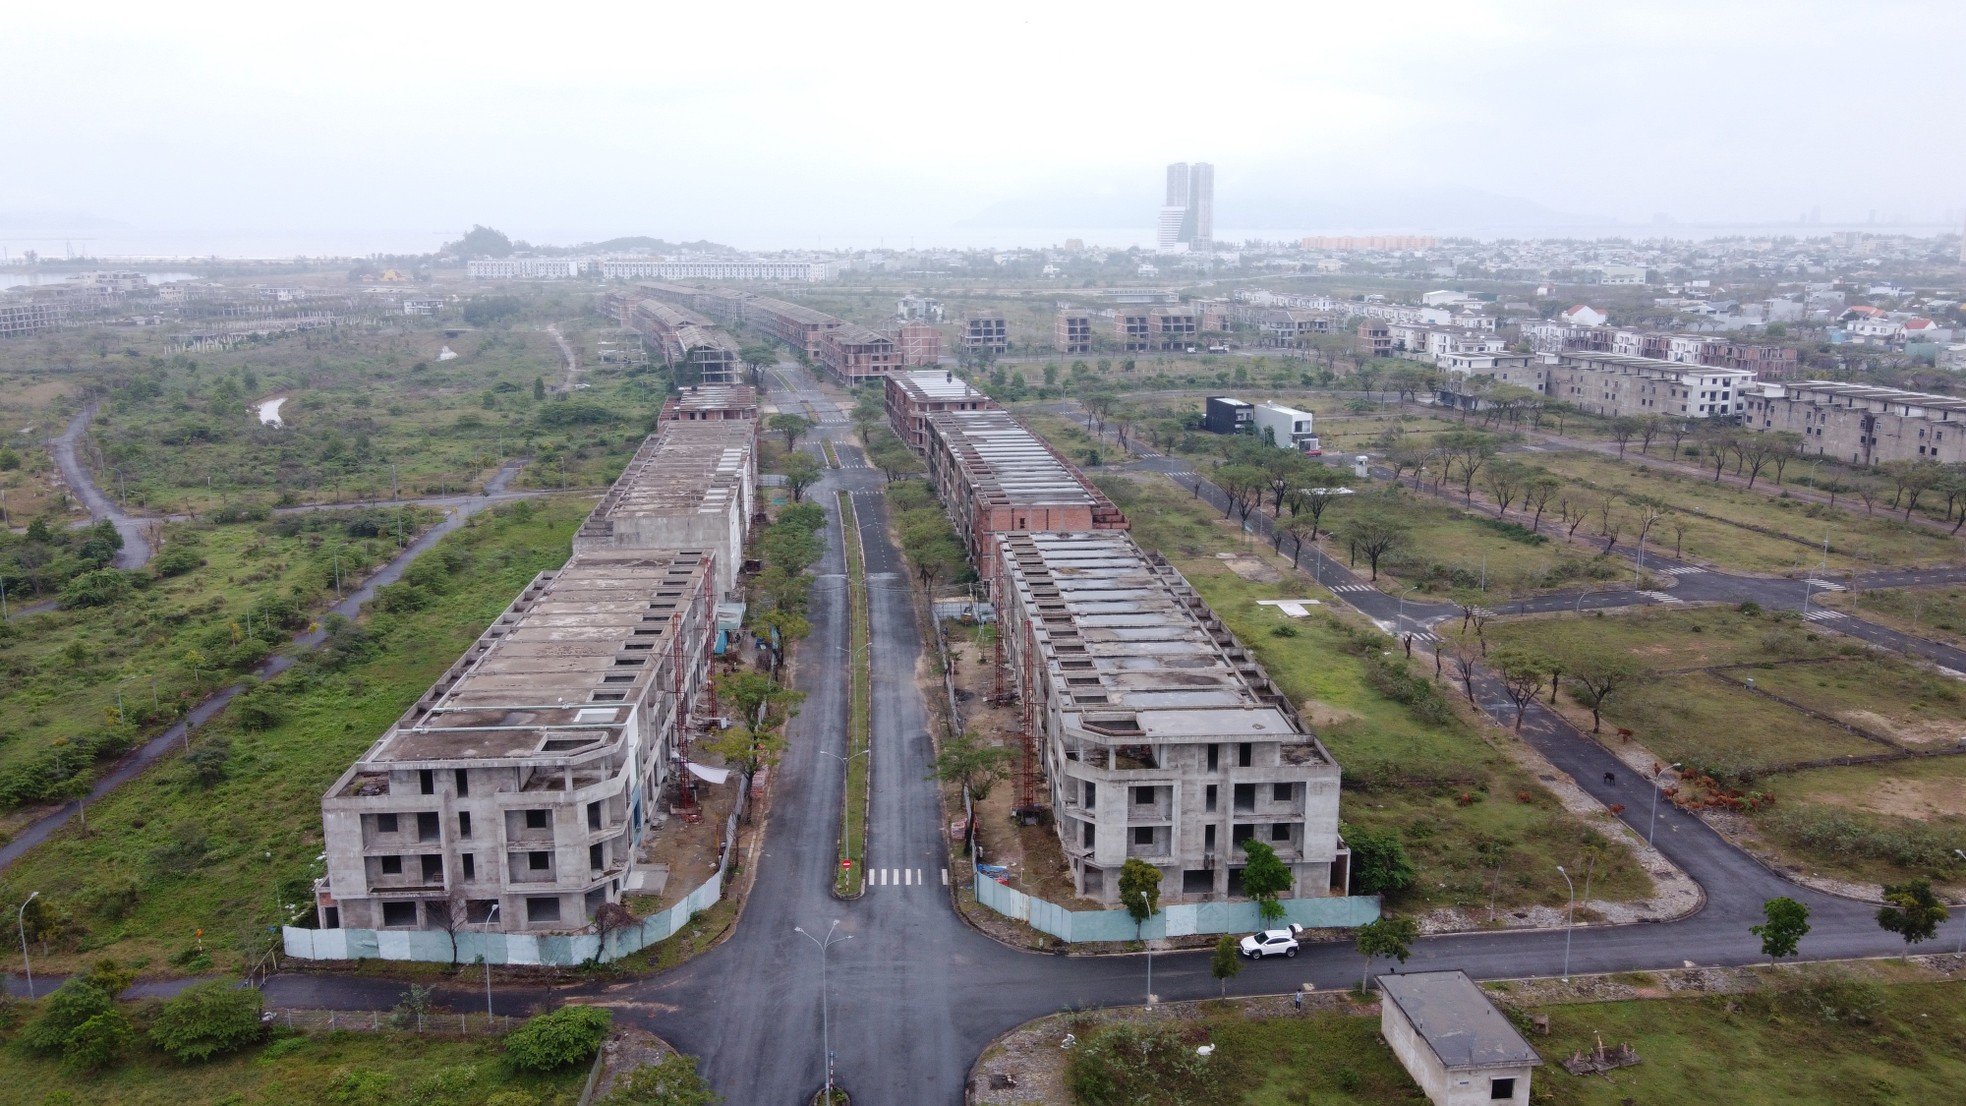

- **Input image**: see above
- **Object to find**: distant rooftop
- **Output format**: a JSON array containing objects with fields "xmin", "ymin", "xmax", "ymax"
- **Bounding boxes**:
[
  {"xmin": 890, "ymin": 368, "xmax": 988, "ymax": 404},
  {"xmin": 927, "ymin": 410, "xmax": 1101, "ymax": 510},
  {"xmin": 1770, "ymin": 380, "xmax": 1966, "ymax": 414},
  {"xmin": 578, "ymin": 422, "xmax": 754, "ymax": 541},
  {"xmin": 665, "ymin": 385, "xmax": 759, "ymax": 415},
  {"xmin": 1379, "ymin": 970, "xmax": 1543, "ymax": 1072}
]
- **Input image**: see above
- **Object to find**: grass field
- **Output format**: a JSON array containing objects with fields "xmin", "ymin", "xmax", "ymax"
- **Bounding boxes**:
[
  {"xmin": 1822, "ymin": 586, "xmax": 1966, "ymax": 650},
  {"xmin": 3, "ymin": 1027, "xmax": 586, "ymax": 1106},
  {"xmin": 1518, "ymin": 450, "xmax": 1957, "ymax": 572},
  {"xmin": 0, "ymin": 508, "xmax": 433, "ymax": 820},
  {"xmin": 0, "ymin": 497, "xmax": 588, "ymax": 975},
  {"xmin": 1100, "ymin": 474, "xmax": 1650, "ymax": 913},
  {"xmin": 1483, "ymin": 607, "xmax": 1966, "ymax": 891},
  {"xmin": 1048, "ymin": 973, "xmax": 1966, "ymax": 1106}
]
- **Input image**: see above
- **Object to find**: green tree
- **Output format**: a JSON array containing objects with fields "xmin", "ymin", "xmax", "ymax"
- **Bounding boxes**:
[
  {"xmin": 1354, "ymin": 915, "xmax": 1419, "ymax": 991},
  {"xmin": 769, "ymin": 413, "xmax": 814, "ymax": 452},
  {"xmin": 1751, "ymin": 897, "xmax": 1811, "ymax": 964},
  {"xmin": 1239, "ymin": 839, "xmax": 1293, "ymax": 923},
  {"xmin": 21, "ymin": 977, "xmax": 117, "ymax": 1054},
  {"xmin": 1567, "ymin": 649, "xmax": 1638, "ymax": 734},
  {"xmin": 1210, "ymin": 934, "xmax": 1243, "ymax": 996},
  {"xmin": 718, "ymin": 670, "xmax": 804, "ymax": 732},
  {"xmin": 932, "ymin": 730, "xmax": 1017, "ymax": 802},
  {"xmin": 780, "ymin": 452, "xmax": 821, "ymax": 503},
  {"xmin": 600, "ymin": 1053, "xmax": 721, "ymax": 1106},
  {"xmin": 504, "ymin": 1005, "xmax": 613, "ymax": 1072},
  {"xmin": 705, "ymin": 723, "xmax": 785, "ymax": 783},
  {"xmin": 1877, "ymin": 879, "xmax": 1949, "ymax": 958},
  {"xmin": 148, "ymin": 981, "xmax": 266, "ymax": 1062},
  {"xmin": 1491, "ymin": 644, "xmax": 1553, "ymax": 732},
  {"xmin": 1340, "ymin": 512, "xmax": 1407, "ymax": 581},
  {"xmin": 1343, "ymin": 825, "xmax": 1416, "ymax": 898},
  {"xmin": 63, "ymin": 1010, "xmax": 134, "ymax": 1074},
  {"xmin": 1118, "ymin": 858, "xmax": 1163, "ymax": 937},
  {"xmin": 532, "ymin": 376, "xmax": 547, "ymax": 402}
]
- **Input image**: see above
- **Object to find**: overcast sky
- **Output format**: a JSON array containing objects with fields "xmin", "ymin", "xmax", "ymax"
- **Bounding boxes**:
[{"xmin": 5, "ymin": 0, "xmax": 1963, "ymax": 256}]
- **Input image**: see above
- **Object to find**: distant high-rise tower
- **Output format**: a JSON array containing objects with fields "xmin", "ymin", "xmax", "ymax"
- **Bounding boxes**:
[{"xmin": 1158, "ymin": 161, "xmax": 1215, "ymax": 250}]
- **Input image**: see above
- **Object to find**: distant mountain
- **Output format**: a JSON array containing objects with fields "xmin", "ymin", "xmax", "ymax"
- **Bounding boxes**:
[{"xmin": 960, "ymin": 183, "xmax": 1606, "ymax": 233}]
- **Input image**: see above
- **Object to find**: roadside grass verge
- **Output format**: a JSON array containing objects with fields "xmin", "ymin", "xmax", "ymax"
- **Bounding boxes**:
[
  {"xmin": 834, "ymin": 490, "xmax": 871, "ymax": 897},
  {"xmin": 0, "ymin": 497, "xmax": 589, "ymax": 975},
  {"xmin": 4, "ymin": 1025, "xmax": 586, "ymax": 1106},
  {"xmin": 1822, "ymin": 586, "xmax": 1966, "ymax": 650},
  {"xmin": 1042, "ymin": 971, "xmax": 1966, "ymax": 1106},
  {"xmin": 1098, "ymin": 474, "xmax": 1651, "ymax": 914}
]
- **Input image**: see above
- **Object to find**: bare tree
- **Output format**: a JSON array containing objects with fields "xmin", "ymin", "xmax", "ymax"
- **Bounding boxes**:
[{"xmin": 1523, "ymin": 475, "xmax": 1562, "ymax": 532}]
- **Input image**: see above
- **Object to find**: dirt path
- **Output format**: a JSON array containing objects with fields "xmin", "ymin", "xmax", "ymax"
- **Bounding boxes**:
[
  {"xmin": 50, "ymin": 400, "xmax": 152, "ymax": 568},
  {"xmin": 546, "ymin": 324, "xmax": 581, "ymax": 392}
]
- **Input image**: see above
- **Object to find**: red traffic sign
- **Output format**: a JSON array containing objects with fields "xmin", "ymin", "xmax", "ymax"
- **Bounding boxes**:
[{"xmin": 840, "ymin": 859, "xmax": 852, "ymax": 869}]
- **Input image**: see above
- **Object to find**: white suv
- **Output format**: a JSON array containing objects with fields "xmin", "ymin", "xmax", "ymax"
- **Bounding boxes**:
[{"xmin": 1238, "ymin": 923, "xmax": 1303, "ymax": 958}]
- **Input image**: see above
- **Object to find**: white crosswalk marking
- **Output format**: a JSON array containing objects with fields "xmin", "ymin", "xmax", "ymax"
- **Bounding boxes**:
[
  {"xmin": 1638, "ymin": 590, "xmax": 1684, "ymax": 604},
  {"xmin": 1803, "ymin": 610, "xmax": 1845, "ymax": 622},
  {"xmin": 871, "ymin": 868, "xmax": 927, "ymax": 888},
  {"xmin": 1804, "ymin": 578, "xmax": 1848, "ymax": 592},
  {"xmin": 1330, "ymin": 583, "xmax": 1375, "ymax": 593},
  {"xmin": 1660, "ymin": 566, "xmax": 1705, "ymax": 576}
]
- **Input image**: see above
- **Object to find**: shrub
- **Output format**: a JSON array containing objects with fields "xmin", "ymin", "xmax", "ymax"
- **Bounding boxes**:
[
  {"xmin": 20, "ymin": 978, "xmax": 116, "ymax": 1054},
  {"xmin": 149, "ymin": 981, "xmax": 266, "ymax": 1062},
  {"xmin": 504, "ymin": 1004, "xmax": 613, "ymax": 1072},
  {"xmin": 151, "ymin": 544, "xmax": 205, "ymax": 578},
  {"xmin": 599, "ymin": 1053, "xmax": 720, "ymax": 1105},
  {"xmin": 1066, "ymin": 1022, "xmax": 1220, "ymax": 1105}
]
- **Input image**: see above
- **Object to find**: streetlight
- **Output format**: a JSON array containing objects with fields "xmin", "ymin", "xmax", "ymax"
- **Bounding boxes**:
[
  {"xmin": 1647, "ymin": 763, "xmax": 1683, "ymax": 847},
  {"xmin": 481, "ymin": 901, "xmax": 502, "ymax": 1019},
  {"xmin": 795, "ymin": 920, "xmax": 853, "ymax": 1101},
  {"xmin": 1555, "ymin": 865, "xmax": 1575, "ymax": 983},
  {"xmin": 1574, "ymin": 588, "xmax": 1597, "ymax": 616},
  {"xmin": 17, "ymin": 891, "xmax": 39, "ymax": 998},
  {"xmin": 1396, "ymin": 586, "xmax": 1420, "ymax": 637}
]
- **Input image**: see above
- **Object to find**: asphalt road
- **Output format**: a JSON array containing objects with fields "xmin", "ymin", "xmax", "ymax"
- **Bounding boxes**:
[
  {"xmin": 50, "ymin": 400, "xmax": 152, "ymax": 568},
  {"xmin": 17, "ymin": 372, "xmax": 1966, "ymax": 1104}
]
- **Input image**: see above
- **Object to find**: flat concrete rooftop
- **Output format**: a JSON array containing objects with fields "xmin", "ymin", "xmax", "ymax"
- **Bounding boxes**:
[
  {"xmin": 579, "ymin": 422, "xmax": 753, "ymax": 537},
  {"xmin": 667, "ymin": 384, "xmax": 759, "ymax": 414},
  {"xmin": 890, "ymin": 369, "xmax": 988, "ymax": 404},
  {"xmin": 998, "ymin": 531, "xmax": 1325, "ymax": 755},
  {"xmin": 350, "ymin": 550, "xmax": 711, "ymax": 770},
  {"xmin": 928, "ymin": 410, "xmax": 1099, "ymax": 508}
]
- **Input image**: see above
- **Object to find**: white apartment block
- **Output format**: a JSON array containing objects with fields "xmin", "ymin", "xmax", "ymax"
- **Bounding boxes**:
[
  {"xmin": 599, "ymin": 259, "xmax": 838, "ymax": 282},
  {"xmin": 467, "ymin": 258, "xmax": 586, "ymax": 280}
]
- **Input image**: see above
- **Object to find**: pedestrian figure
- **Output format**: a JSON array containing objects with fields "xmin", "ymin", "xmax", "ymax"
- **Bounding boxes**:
[{"xmin": 1293, "ymin": 991, "xmax": 1303, "ymax": 1012}]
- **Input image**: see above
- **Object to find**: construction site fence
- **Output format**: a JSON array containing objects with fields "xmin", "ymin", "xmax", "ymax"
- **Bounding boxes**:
[
  {"xmin": 283, "ymin": 793, "xmax": 745, "ymax": 967},
  {"xmin": 973, "ymin": 870, "xmax": 1380, "ymax": 943},
  {"xmin": 266, "ymin": 1008, "xmax": 522, "ymax": 1036}
]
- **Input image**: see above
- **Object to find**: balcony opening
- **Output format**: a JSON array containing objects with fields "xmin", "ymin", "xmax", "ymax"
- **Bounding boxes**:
[
  {"xmin": 421, "ymin": 855, "xmax": 443, "ymax": 881},
  {"xmin": 379, "ymin": 855, "xmax": 402, "ymax": 876},
  {"xmin": 417, "ymin": 811, "xmax": 440, "ymax": 842},
  {"xmin": 528, "ymin": 851, "xmax": 550, "ymax": 871},
  {"xmin": 376, "ymin": 812, "xmax": 399, "ymax": 834},
  {"xmin": 1233, "ymin": 783, "xmax": 1256, "ymax": 812}
]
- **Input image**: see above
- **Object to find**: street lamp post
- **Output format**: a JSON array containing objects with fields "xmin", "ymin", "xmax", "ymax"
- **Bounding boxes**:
[
  {"xmin": 1647, "ymin": 763, "xmax": 1683, "ymax": 847},
  {"xmin": 1555, "ymin": 865, "xmax": 1575, "ymax": 983},
  {"xmin": 1574, "ymin": 589, "xmax": 1597, "ymax": 616},
  {"xmin": 17, "ymin": 891, "xmax": 39, "ymax": 998},
  {"xmin": 1397, "ymin": 586, "xmax": 1419, "ymax": 638},
  {"xmin": 481, "ymin": 901, "xmax": 501, "ymax": 1020},
  {"xmin": 796, "ymin": 920, "xmax": 853, "ymax": 1101}
]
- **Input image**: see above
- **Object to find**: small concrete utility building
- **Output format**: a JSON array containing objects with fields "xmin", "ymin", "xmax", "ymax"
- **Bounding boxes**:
[
  {"xmin": 1251, "ymin": 402, "xmax": 1320, "ymax": 453},
  {"xmin": 1379, "ymin": 970, "xmax": 1542, "ymax": 1106},
  {"xmin": 1203, "ymin": 396, "xmax": 1252, "ymax": 435}
]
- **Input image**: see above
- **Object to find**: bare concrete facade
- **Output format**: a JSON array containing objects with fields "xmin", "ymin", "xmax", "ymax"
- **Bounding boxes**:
[
  {"xmin": 573, "ymin": 421, "xmax": 757, "ymax": 600},
  {"xmin": 962, "ymin": 314, "xmax": 1008, "ymax": 355},
  {"xmin": 1542, "ymin": 352, "xmax": 1754, "ymax": 420},
  {"xmin": 1743, "ymin": 380, "xmax": 1966, "ymax": 465},
  {"xmin": 626, "ymin": 299, "xmax": 742, "ymax": 386},
  {"xmin": 317, "ymin": 550, "xmax": 716, "ymax": 933},
  {"xmin": 817, "ymin": 323, "xmax": 902, "ymax": 387},
  {"xmin": 921, "ymin": 409, "xmax": 1127, "ymax": 564},
  {"xmin": 660, "ymin": 384, "xmax": 759, "ymax": 423},
  {"xmin": 884, "ymin": 369, "xmax": 997, "ymax": 451},
  {"xmin": 1056, "ymin": 311, "xmax": 1093, "ymax": 354},
  {"xmin": 994, "ymin": 531, "xmax": 1347, "ymax": 904}
]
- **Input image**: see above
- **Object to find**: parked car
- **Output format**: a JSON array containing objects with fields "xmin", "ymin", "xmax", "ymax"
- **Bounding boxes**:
[{"xmin": 1238, "ymin": 923, "xmax": 1303, "ymax": 958}]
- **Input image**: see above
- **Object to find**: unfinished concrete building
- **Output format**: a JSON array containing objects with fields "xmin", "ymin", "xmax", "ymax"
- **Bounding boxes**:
[
  {"xmin": 817, "ymin": 323, "xmax": 902, "ymax": 387},
  {"xmin": 994, "ymin": 530, "xmax": 1347, "ymax": 903},
  {"xmin": 920, "ymin": 409, "xmax": 1127, "ymax": 563},
  {"xmin": 896, "ymin": 321, "xmax": 944, "ymax": 367},
  {"xmin": 660, "ymin": 384, "xmax": 760, "ymax": 423},
  {"xmin": 316, "ymin": 549, "xmax": 717, "ymax": 933},
  {"xmin": 1741, "ymin": 380, "xmax": 1966, "ymax": 465},
  {"xmin": 573, "ymin": 421, "xmax": 757, "ymax": 601},
  {"xmin": 0, "ymin": 297, "xmax": 68, "ymax": 337},
  {"xmin": 1116, "ymin": 310, "xmax": 1151, "ymax": 352},
  {"xmin": 1543, "ymin": 352, "xmax": 1755, "ymax": 420},
  {"xmin": 1149, "ymin": 307, "xmax": 1198, "ymax": 350},
  {"xmin": 629, "ymin": 300, "xmax": 742, "ymax": 386},
  {"xmin": 1056, "ymin": 311, "xmax": 1093, "ymax": 354},
  {"xmin": 884, "ymin": 369, "xmax": 998, "ymax": 451},
  {"xmin": 962, "ymin": 313, "xmax": 1009, "ymax": 355}
]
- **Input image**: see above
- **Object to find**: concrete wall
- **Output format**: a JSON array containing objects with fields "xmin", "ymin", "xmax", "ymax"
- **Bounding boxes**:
[
  {"xmin": 1381, "ymin": 997, "xmax": 1533, "ymax": 1106},
  {"xmin": 974, "ymin": 871, "xmax": 1378, "ymax": 942}
]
